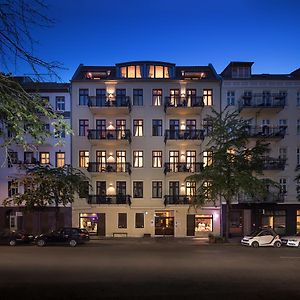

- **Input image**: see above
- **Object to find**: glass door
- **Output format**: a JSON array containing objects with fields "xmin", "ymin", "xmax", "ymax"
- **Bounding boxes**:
[
  {"xmin": 169, "ymin": 151, "xmax": 179, "ymax": 172},
  {"xmin": 96, "ymin": 151, "xmax": 106, "ymax": 172},
  {"xmin": 116, "ymin": 151, "xmax": 126, "ymax": 172}
]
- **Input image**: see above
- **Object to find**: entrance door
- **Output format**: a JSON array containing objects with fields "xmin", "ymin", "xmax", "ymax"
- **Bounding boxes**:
[
  {"xmin": 187, "ymin": 214, "xmax": 195, "ymax": 236},
  {"xmin": 229, "ymin": 210, "xmax": 243, "ymax": 236},
  {"xmin": 155, "ymin": 211, "xmax": 174, "ymax": 236},
  {"xmin": 97, "ymin": 213, "xmax": 106, "ymax": 236}
]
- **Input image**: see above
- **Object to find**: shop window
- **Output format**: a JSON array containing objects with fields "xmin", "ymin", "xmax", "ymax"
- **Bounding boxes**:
[
  {"xmin": 297, "ymin": 210, "xmax": 300, "ymax": 234},
  {"xmin": 195, "ymin": 214, "xmax": 213, "ymax": 233},
  {"xmin": 261, "ymin": 210, "xmax": 286, "ymax": 235},
  {"xmin": 79, "ymin": 213, "xmax": 98, "ymax": 234}
]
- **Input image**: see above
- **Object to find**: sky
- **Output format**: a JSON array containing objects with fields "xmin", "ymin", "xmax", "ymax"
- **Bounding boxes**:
[{"xmin": 11, "ymin": 0, "xmax": 300, "ymax": 81}]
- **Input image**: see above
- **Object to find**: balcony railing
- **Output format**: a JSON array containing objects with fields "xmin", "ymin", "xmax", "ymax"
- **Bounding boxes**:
[
  {"xmin": 88, "ymin": 96, "xmax": 131, "ymax": 111},
  {"xmin": 239, "ymin": 94, "xmax": 286, "ymax": 111},
  {"xmin": 87, "ymin": 162, "xmax": 131, "ymax": 174},
  {"xmin": 87, "ymin": 129, "xmax": 131, "ymax": 143},
  {"xmin": 164, "ymin": 129, "xmax": 205, "ymax": 142},
  {"xmin": 164, "ymin": 162, "xmax": 203, "ymax": 174},
  {"xmin": 164, "ymin": 195, "xmax": 191, "ymax": 205},
  {"xmin": 237, "ymin": 192, "xmax": 284, "ymax": 204},
  {"xmin": 88, "ymin": 195, "xmax": 131, "ymax": 205},
  {"xmin": 164, "ymin": 96, "xmax": 204, "ymax": 112},
  {"xmin": 246, "ymin": 126, "xmax": 286, "ymax": 139},
  {"xmin": 262, "ymin": 158, "xmax": 286, "ymax": 170}
]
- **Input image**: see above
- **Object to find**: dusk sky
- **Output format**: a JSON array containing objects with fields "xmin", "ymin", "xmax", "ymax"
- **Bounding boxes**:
[{"xmin": 13, "ymin": 0, "xmax": 300, "ymax": 81}]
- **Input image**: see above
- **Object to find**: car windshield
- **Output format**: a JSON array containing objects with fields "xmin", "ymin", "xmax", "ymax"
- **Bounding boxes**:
[{"xmin": 249, "ymin": 230, "xmax": 261, "ymax": 237}]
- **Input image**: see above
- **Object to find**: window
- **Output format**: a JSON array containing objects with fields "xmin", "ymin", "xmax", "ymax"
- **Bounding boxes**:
[
  {"xmin": 186, "ymin": 181, "xmax": 196, "ymax": 197},
  {"xmin": 152, "ymin": 151, "xmax": 162, "ymax": 168},
  {"xmin": 227, "ymin": 91, "xmax": 235, "ymax": 106},
  {"xmin": 133, "ymin": 89, "xmax": 143, "ymax": 106},
  {"xmin": 148, "ymin": 65, "xmax": 170, "ymax": 78},
  {"xmin": 54, "ymin": 127, "xmax": 65, "ymax": 138},
  {"xmin": 120, "ymin": 65, "xmax": 142, "ymax": 78},
  {"xmin": 202, "ymin": 118, "xmax": 213, "ymax": 136},
  {"xmin": 186, "ymin": 151, "xmax": 196, "ymax": 172},
  {"xmin": 8, "ymin": 180, "xmax": 18, "ymax": 197},
  {"xmin": 116, "ymin": 89, "xmax": 126, "ymax": 105},
  {"xmin": 203, "ymin": 181, "xmax": 212, "ymax": 200},
  {"xmin": 79, "ymin": 151, "xmax": 89, "ymax": 168},
  {"xmin": 118, "ymin": 213, "xmax": 127, "ymax": 229},
  {"xmin": 262, "ymin": 210, "xmax": 286, "ymax": 235},
  {"xmin": 55, "ymin": 152, "xmax": 65, "ymax": 167},
  {"xmin": 297, "ymin": 148, "xmax": 300, "ymax": 166},
  {"xmin": 152, "ymin": 119, "xmax": 162, "ymax": 136},
  {"xmin": 79, "ymin": 119, "xmax": 89, "ymax": 136},
  {"xmin": 133, "ymin": 151, "xmax": 143, "ymax": 168},
  {"xmin": 133, "ymin": 119, "xmax": 143, "ymax": 136},
  {"xmin": 40, "ymin": 152, "xmax": 50, "ymax": 164},
  {"xmin": 79, "ymin": 89, "xmax": 89, "ymax": 105},
  {"xmin": 169, "ymin": 151, "xmax": 179, "ymax": 172},
  {"xmin": 195, "ymin": 214, "xmax": 213, "ymax": 232},
  {"xmin": 152, "ymin": 181, "xmax": 162, "ymax": 198},
  {"xmin": 96, "ymin": 89, "xmax": 106, "ymax": 106},
  {"xmin": 55, "ymin": 96, "xmax": 65, "ymax": 111},
  {"xmin": 297, "ymin": 210, "xmax": 300, "ymax": 234},
  {"xmin": 152, "ymin": 89, "xmax": 162, "ymax": 106},
  {"xmin": 232, "ymin": 67, "xmax": 251, "ymax": 78},
  {"xmin": 297, "ymin": 120, "xmax": 300, "ymax": 135},
  {"xmin": 7, "ymin": 152, "xmax": 18, "ymax": 168},
  {"xmin": 203, "ymin": 89, "xmax": 213, "ymax": 106},
  {"xmin": 43, "ymin": 124, "xmax": 50, "ymax": 132},
  {"xmin": 135, "ymin": 213, "xmax": 144, "ymax": 228},
  {"xmin": 203, "ymin": 151, "xmax": 213, "ymax": 167},
  {"xmin": 79, "ymin": 181, "xmax": 89, "ymax": 198},
  {"xmin": 297, "ymin": 180, "xmax": 300, "ymax": 198},
  {"xmin": 297, "ymin": 92, "xmax": 300, "ymax": 107},
  {"xmin": 279, "ymin": 148, "xmax": 287, "ymax": 160},
  {"xmin": 133, "ymin": 181, "xmax": 143, "ymax": 198},
  {"xmin": 24, "ymin": 152, "xmax": 35, "ymax": 164},
  {"xmin": 279, "ymin": 178, "xmax": 287, "ymax": 195}
]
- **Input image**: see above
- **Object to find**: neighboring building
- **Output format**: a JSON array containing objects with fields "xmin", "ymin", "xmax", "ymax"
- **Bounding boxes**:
[
  {"xmin": 221, "ymin": 62, "xmax": 300, "ymax": 236},
  {"xmin": 0, "ymin": 77, "xmax": 71, "ymax": 234},
  {"xmin": 71, "ymin": 61, "xmax": 222, "ymax": 237}
]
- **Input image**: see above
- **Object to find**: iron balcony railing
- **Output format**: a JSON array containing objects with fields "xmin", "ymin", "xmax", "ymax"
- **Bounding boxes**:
[
  {"xmin": 246, "ymin": 126, "xmax": 286, "ymax": 139},
  {"xmin": 87, "ymin": 162, "xmax": 131, "ymax": 174},
  {"xmin": 87, "ymin": 129, "xmax": 131, "ymax": 143},
  {"xmin": 262, "ymin": 158, "xmax": 286, "ymax": 170},
  {"xmin": 164, "ymin": 96, "xmax": 204, "ymax": 111},
  {"xmin": 237, "ymin": 192, "xmax": 284, "ymax": 204},
  {"xmin": 88, "ymin": 195, "xmax": 131, "ymax": 205},
  {"xmin": 164, "ymin": 162, "xmax": 203, "ymax": 174},
  {"xmin": 164, "ymin": 195, "xmax": 191, "ymax": 205},
  {"xmin": 164, "ymin": 129, "xmax": 205, "ymax": 142},
  {"xmin": 88, "ymin": 96, "xmax": 131, "ymax": 111},
  {"xmin": 239, "ymin": 93, "xmax": 286, "ymax": 110}
]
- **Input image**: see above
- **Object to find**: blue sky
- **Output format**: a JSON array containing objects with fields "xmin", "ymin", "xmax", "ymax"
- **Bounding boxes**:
[{"xmin": 12, "ymin": 0, "xmax": 300, "ymax": 81}]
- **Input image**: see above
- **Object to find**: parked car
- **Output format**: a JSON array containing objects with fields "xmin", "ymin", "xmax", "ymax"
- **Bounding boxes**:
[
  {"xmin": 281, "ymin": 234, "xmax": 300, "ymax": 247},
  {"xmin": 241, "ymin": 228, "xmax": 282, "ymax": 248},
  {"xmin": 0, "ymin": 229, "xmax": 34, "ymax": 246},
  {"xmin": 35, "ymin": 227, "xmax": 90, "ymax": 247}
]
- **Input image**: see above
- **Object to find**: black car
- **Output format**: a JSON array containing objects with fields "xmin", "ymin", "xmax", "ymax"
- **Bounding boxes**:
[
  {"xmin": 0, "ymin": 230, "xmax": 34, "ymax": 246},
  {"xmin": 35, "ymin": 227, "xmax": 90, "ymax": 247}
]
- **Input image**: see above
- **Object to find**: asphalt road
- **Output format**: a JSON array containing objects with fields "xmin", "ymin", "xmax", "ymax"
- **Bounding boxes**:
[{"xmin": 0, "ymin": 239, "xmax": 300, "ymax": 300}]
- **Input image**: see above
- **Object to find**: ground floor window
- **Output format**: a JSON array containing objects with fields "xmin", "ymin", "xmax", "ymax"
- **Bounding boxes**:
[
  {"xmin": 195, "ymin": 214, "xmax": 213, "ymax": 233},
  {"xmin": 261, "ymin": 210, "xmax": 286, "ymax": 235},
  {"xmin": 79, "ymin": 213, "xmax": 98, "ymax": 234},
  {"xmin": 297, "ymin": 210, "xmax": 300, "ymax": 234}
]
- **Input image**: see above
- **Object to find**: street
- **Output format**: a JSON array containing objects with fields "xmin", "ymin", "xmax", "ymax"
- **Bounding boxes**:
[{"xmin": 0, "ymin": 239, "xmax": 300, "ymax": 299}]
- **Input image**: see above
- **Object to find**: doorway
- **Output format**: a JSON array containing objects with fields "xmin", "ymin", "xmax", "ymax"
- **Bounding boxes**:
[{"xmin": 155, "ymin": 211, "xmax": 174, "ymax": 236}]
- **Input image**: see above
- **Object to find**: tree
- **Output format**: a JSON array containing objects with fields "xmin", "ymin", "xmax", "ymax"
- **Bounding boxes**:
[
  {"xmin": 187, "ymin": 108, "xmax": 279, "ymax": 240},
  {"xmin": 0, "ymin": 1, "xmax": 69, "ymax": 157},
  {"xmin": 3, "ymin": 164, "xmax": 90, "ymax": 229},
  {"xmin": 295, "ymin": 165, "xmax": 300, "ymax": 200}
]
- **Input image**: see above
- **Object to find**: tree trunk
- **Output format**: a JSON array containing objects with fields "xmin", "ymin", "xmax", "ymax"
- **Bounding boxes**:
[
  {"xmin": 55, "ymin": 199, "xmax": 59, "ymax": 230},
  {"xmin": 225, "ymin": 202, "xmax": 230, "ymax": 241}
]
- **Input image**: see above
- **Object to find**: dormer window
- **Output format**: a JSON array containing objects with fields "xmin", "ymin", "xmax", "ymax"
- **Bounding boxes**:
[
  {"xmin": 232, "ymin": 67, "xmax": 251, "ymax": 78},
  {"xmin": 120, "ymin": 65, "xmax": 142, "ymax": 78},
  {"xmin": 148, "ymin": 65, "xmax": 169, "ymax": 78}
]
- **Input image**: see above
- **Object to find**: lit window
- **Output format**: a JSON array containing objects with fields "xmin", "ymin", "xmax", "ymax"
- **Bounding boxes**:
[
  {"xmin": 40, "ymin": 152, "xmax": 50, "ymax": 164},
  {"xmin": 133, "ymin": 151, "xmax": 143, "ymax": 168},
  {"xmin": 195, "ymin": 214, "xmax": 213, "ymax": 232},
  {"xmin": 120, "ymin": 65, "xmax": 142, "ymax": 78},
  {"xmin": 203, "ymin": 89, "xmax": 213, "ymax": 106},
  {"xmin": 79, "ymin": 151, "xmax": 89, "ymax": 168},
  {"xmin": 133, "ymin": 119, "xmax": 143, "ymax": 136},
  {"xmin": 56, "ymin": 152, "xmax": 65, "ymax": 167},
  {"xmin": 186, "ymin": 181, "xmax": 196, "ymax": 197},
  {"xmin": 120, "ymin": 67, "xmax": 127, "ymax": 78},
  {"xmin": 128, "ymin": 66, "xmax": 135, "ymax": 78},
  {"xmin": 203, "ymin": 151, "xmax": 213, "ymax": 167},
  {"xmin": 297, "ymin": 210, "xmax": 300, "ymax": 234},
  {"xmin": 149, "ymin": 65, "xmax": 155, "ymax": 78},
  {"xmin": 8, "ymin": 180, "xmax": 18, "ymax": 197},
  {"xmin": 152, "ymin": 89, "xmax": 162, "ymax": 106},
  {"xmin": 152, "ymin": 151, "xmax": 162, "ymax": 168},
  {"xmin": 155, "ymin": 66, "xmax": 164, "ymax": 78}
]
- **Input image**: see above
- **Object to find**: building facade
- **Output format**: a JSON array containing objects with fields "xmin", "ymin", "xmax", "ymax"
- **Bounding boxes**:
[
  {"xmin": 221, "ymin": 62, "xmax": 300, "ymax": 236},
  {"xmin": 71, "ymin": 61, "xmax": 222, "ymax": 237},
  {"xmin": 0, "ymin": 77, "xmax": 71, "ymax": 234}
]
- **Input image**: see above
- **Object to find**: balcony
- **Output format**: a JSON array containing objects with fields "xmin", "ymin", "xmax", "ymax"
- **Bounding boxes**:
[
  {"xmin": 164, "ymin": 162, "xmax": 203, "ymax": 174},
  {"xmin": 164, "ymin": 195, "xmax": 191, "ymax": 205},
  {"xmin": 87, "ymin": 129, "xmax": 131, "ymax": 144},
  {"xmin": 262, "ymin": 158, "xmax": 286, "ymax": 171},
  {"xmin": 88, "ymin": 195, "xmax": 131, "ymax": 205},
  {"xmin": 246, "ymin": 126, "xmax": 286, "ymax": 140},
  {"xmin": 164, "ymin": 96, "xmax": 204, "ymax": 114},
  {"xmin": 164, "ymin": 129, "xmax": 205, "ymax": 143},
  {"xmin": 87, "ymin": 162, "xmax": 131, "ymax": 174},
  {"xmin": 239, "ymin": 94, "xmax": 286, "ymax": 113},
  {"xmin": 237, "ymin": 192, "xmax": 284, "ymax": 204},
  {"xmin": 88, "ymin": 96, "xmax": 131, "ymax": 114}
]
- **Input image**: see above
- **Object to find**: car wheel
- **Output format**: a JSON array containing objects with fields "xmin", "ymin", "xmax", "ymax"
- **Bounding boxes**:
[
  {"xmin": 69, "ymin": 239, "xmax": 77, "ymax": 247},
  {"xmin": 274, "ymin": 241, "xmax": 281, "ymax": 248},
  {"xmin": 252, "ymin": 241, "xmax": 259, "ymax": 248},
  {"xmin": 9, "ymin": 240, "xmax": 16, "ymax": 246},
  {"xmin": 37, "ymin": 239, "xmax": 46, "ymax": 247}
]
